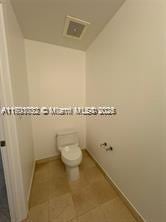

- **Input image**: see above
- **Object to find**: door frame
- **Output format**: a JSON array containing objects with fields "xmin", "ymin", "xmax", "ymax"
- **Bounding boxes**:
[{"xmin": 0, "ymin": 2, "xmax": 28, "ymax": 222}]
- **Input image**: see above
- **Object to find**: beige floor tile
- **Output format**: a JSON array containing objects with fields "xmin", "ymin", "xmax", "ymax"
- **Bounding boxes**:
[
  {"xmin": 78, "ymin": 205, "xmax": 107, "ymax": 222},
  {"xmin": 69, "ymin": 166, "xmax": 104, "ymax": 193},
  {"xmin": 101, "ymin": 197, "xmax": 137, "ymax": 222},
  {"xmin": 34, "ymin": 162, "xmax": 50, "ymax": 184},
  {"xmin": 29, "ymin": 202, "xmax": 49, "ymax": 222},
  {"xmin": 69, "ymin": 172, "xmax": 88, "ymax": 192},
  {"xmin": 90, "ymin": 178, "xmax": 117, "ymax": 204},
  {"xmin": 30, "ymin": 181, "xmax": 49, "ymax": 207},
  {"xmin": 49, "ymin": 159, "xmax": 66, "ymax": 179},
  {"xmin": 69, "ymin": 219, "xmax": 78, "ymax": 222},
  {"xmin": 82, "ymin": 150, "xmax": 89, "ymax": 158},
  {"xmin": 49, "ymin": 193, "xmax": 76, "ymax": 222},
  {"xmin": 83, "ymin": 166, "xmax": 105, "ymax": 184},
  {"xmin": 49, "ymin": 176, "xmax": 70, "ymax": 198},
  {"xmin": 72, "ymin": 185, "xmax": 98, "ymax": 216},
  {"xmin": 30, "ymin": 153, "xmax": 136, "ymax": 222},
  {"xmin": 80, "ymin": 156, "xmax": 96, "ymax": 171}
]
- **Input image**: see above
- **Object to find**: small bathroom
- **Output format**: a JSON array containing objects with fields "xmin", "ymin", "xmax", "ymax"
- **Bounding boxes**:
[{"xmin": 0, "ymin": 0, "xmax": 166, "ymax": 222}]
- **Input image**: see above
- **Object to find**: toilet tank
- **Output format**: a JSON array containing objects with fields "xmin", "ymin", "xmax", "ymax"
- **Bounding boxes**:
[{"xmin": 56, "ymin": 129, "xmax": 79, "ymax": 151}]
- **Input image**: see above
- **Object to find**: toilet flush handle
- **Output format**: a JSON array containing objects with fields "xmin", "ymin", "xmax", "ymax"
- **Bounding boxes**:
[{"xmin": 100, "ymin": 142, "xmax": 113, "ymax": 152}]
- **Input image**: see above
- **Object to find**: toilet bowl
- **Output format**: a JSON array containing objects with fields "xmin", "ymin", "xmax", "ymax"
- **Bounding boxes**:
[
  {"xmin": 56, "ymin": 130, "xmax": 82, "ymax": 181},
  {"xmin": 61, "ymin": 144, "xmax": 82, "ymax": 181}
]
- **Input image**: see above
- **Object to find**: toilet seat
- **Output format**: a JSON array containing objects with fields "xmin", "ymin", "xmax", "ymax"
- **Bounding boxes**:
[
  {"xmin": 61, "ymin": 144, "xmax": 82, "ymax": 167},
  {"xmin": 56, "ymin": 129, "xmax": 82, "ymax": 181}
]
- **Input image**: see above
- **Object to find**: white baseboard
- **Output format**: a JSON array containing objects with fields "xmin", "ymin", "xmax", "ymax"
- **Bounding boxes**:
[
  {"xmin": 86, "ymin": 149, "xmax": 146, "ymax": 222},
  {"xmin": 36, "ymin": 155, "xmax": 60, "ymax": 164},
  {"xmin": 27, "ymin": 160, "xmax": 36, "ymax": 206}
]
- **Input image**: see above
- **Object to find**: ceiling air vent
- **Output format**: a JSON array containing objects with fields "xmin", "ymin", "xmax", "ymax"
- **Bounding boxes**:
[{"xmin": 63, "ymin": 16, "xmax": 90, "ymax": 40}]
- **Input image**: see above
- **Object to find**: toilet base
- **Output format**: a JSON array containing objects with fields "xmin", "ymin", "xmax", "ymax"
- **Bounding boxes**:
[{"xmin": 66, "ymin": 165, "xmax": 79, "ymax": 181}]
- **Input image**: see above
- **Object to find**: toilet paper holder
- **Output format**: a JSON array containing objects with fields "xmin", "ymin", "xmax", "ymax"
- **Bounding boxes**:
[{"xmin": 100, "ymin": 142, "xmax": 113, "ymax": 151}]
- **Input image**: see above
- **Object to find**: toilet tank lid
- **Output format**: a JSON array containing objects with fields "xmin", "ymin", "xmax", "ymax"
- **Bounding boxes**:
[{"xmin": 56, "ymin": 129, "xmax": 77, "ymax": 136}]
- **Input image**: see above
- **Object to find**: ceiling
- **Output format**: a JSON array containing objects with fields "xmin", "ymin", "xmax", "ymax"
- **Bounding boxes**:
[{"xmin": 11, "ymin": 0, "xmax": 125, "ymax": 51}]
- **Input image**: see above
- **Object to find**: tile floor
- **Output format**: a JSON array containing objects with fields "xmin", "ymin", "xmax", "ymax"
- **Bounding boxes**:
[{"xmin": 29, "ymin": 151, "xmax": 137, "ymax": 222}]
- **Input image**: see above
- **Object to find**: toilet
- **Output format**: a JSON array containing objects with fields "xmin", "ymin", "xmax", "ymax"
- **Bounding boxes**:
[{"xmin": 56, "ymin": 129, "xmax": 82, "ymax": 181}]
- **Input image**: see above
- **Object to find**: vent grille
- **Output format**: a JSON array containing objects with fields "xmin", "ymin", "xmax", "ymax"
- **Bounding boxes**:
[{"xmin": 63, "ymin": 16, "xmax": 90, "ymax": 40}]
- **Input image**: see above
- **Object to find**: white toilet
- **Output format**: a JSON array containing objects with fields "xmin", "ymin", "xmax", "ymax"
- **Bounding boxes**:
[{"xmin": 56, "ymin": 129, "xmax": 82, "ymax": 181}]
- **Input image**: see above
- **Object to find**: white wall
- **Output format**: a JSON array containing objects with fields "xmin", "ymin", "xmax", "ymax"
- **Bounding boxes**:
[
  {"xmin": 162, "ymin": 22, "xmax": 166, "ymax": 221},
  {"xmin": 3, "ymin": 0, "xmax": 34, "ymax": 205},
  {"xmin": 25, "ymin": 40, "xmax": 86, "ymax": 160},
  {"xmin": 86, "ymin": 0, "xmax": 166, "ymax": 221}
]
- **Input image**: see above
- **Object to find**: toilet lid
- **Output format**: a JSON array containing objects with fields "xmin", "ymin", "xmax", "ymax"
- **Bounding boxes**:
[{"xmin": 62, "ymin": 144, "xmax": 81, "ymax": 160}]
